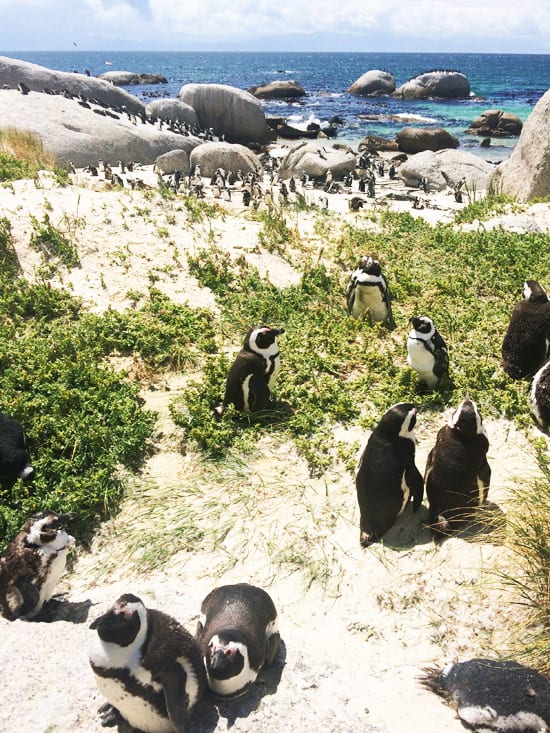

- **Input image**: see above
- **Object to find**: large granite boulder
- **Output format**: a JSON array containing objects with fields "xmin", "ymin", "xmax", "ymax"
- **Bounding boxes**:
[
  {"xmin": 277, "ymin": 142, "xmax": 356, "ymax": 180},
  {"xmin": 178, "ymin": 83, "xmax": 271, "ymax": 145},
  {"xmin": 396, "ymin": 126, "xmax": 459, "ymax": 154},
  {"xmin": 249, "ymin": 80, "xmax": 306, "ymax": 99},
  {"xmin": 491, "ymin": 88, "xmax": 550, "ymax": 201},
  {"xmin": 189, "ymin": 142, "xmax": 261, "ymax": 178},
  {"xmin": 0, "ymin": 55, "xmax": 144, "ymax": 114},
  {"xmin": 465, "ymin": 109, "xmax": 523, "ymax": 137},
  {"xmin": 398, "ymin": 149, "xmax": 494, "ymax": 191},
  {"xmin": 0, "ymin": 89, "xmax": 201, "ymax": 167},
  {"xmin": 146, "ymin": 98, "xmax": 198, "ymax": 126},
  {"xmin": 155, "ymin": 149, "xmax": 190, "ymax": 175},
  {"xmin": 98, "ymin": 71, "xmax": 167, "ymax": 85},
  {"xmin": 395, "ymin": 71, "xmax": 470, "ymax": 99},
  {"xmin": 348, "ymin": 70, "xmax": 396, "ymax": 96},
  {"xmin": 358, "ymin": 135, "xmax": 399, "ymax": 153}
]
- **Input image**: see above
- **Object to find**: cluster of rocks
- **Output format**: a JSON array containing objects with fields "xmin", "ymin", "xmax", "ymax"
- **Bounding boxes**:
[{"xmin": 347, "ymin": 69, "xmax": 470, "ymax": 99}]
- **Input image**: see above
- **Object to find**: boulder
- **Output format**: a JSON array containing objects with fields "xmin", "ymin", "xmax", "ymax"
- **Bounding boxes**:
[
  {"xmin": 98, "ymin": 71, "xmax": 167, "ymax": 85},
  {"xmin": 178, "ymin": 83, "xmax": 271, "ymax": 145},
  {"xmin": 154, "ymin": 149, "xmax": 191, "ymax": 175},
  {"xmin": 491, "ymin": 88, "xmax": 550, "ymax": 201},
  {"xmin": 358, "ymin": 135, "xmax": 399, "ymax": 153},
  {"xmin": 249, "ymin": 80, "xmax": 306, "ymax": 99},
  {"xmin": 395, "ymin": 71, "xmax": 470, "ymax": 99},
  {"xmin": 0, "ymin": 89, "xmax": 201, "ymax": 167},
  {"xmin": 398, "ymin": 149, "xmax": 494, "ymax": 192},
  {"xmin": 396, "ymin": 126, "xmax": 459, "ymax": 154},
  {"xmin": 277, "ymin": 142, "xmax": 356, "ymax": 180},
  {"xmin": 189, "ymin": 142, "xmax": 261, "ymax": 178},
  {"xmin": 0, "ymin": 55, "xmax": 144, "ymax": 114},
  {"xmin": 348, "ymin": 70, "xmax": 396, "ymax": 96},
  {"xmin": 465, "ymin": 109, "xmax": 523, "ymax": 137},
  {"xmin": 146, "ymin": 98, "xmax": 198, "ymax": 126}
]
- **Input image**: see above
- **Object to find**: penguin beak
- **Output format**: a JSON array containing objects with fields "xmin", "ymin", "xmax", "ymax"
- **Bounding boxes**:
[{"xmin": 271, "ymin": 328, "xmax": 285, "ymax": 336}]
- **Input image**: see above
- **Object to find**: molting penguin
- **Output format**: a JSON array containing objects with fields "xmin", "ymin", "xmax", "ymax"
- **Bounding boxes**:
[
  {"xmin": 425, "ymin": 398, "xmax": 491, "ymax": 536},
  {"xmin": 0, "ymin": 411, "xmax": 35, "ymax": 492},
  {"xmin": 421, "ymin": 658, "xmax": 550, "ymax": 732},
  {"xmin": 529, "ymin": 359, "xmax": 550, "ymax": 432},
  {"xmin": 407, "ymin": 315, "xmax": 449, "ymax": 389},
  {"xmin": 214, "ymin": 326, "xmax": 285, "ymax": 418},
  {"xmin": 355, "ymin": 403, "xmax": 424, "ymax": 547},
  {"xmin": 346, "ymin": 256, "xmax": 393, "ymax": 324},
  {"xmin": 502, "ymin": 280, "xmax": 550, "ymax": 379},
  {"xmin": 196, "ymin": 583, "xmax": 280, "ymax": 698},
  {"xmin": 0, "ymin": 511, "xmax": 74, "ymax": 620},
  {"xmin": 89, "ymin": 594, "xmax": 206, "ymax": 733}
]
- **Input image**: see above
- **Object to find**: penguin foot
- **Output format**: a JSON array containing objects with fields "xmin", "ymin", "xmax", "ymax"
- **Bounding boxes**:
[
  {"xmin": 360, "ymin": 530, "xmax": 376, "ymax": 548},
  {"xmin": 212, "ymin": 403, "xmax": 225, "ymax": 421},
  {"xmin": 98, "ymin": 702, "xmax": 123, "ymax": 728}
]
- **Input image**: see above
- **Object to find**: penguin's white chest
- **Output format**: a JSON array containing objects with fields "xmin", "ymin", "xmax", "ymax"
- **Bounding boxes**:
[
  {"xmin": 267, "ymin": 352, "xmax": 281, "ymax": 386},
  {"xmin": 94, "ymin": 674, "xmax": 170, "ymax": 733},
  {"xmin": 353, "ymin": 285, "xmax": 387, "ymax": 321},
  {"xmin": 407, "ymin": 339, "xmax": 435, "ymax": 379}
]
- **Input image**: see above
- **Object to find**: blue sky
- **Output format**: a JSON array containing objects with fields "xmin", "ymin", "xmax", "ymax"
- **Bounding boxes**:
[{"xmin": 0, "ymin": 0, "xmax": 548, "ymax": 52}]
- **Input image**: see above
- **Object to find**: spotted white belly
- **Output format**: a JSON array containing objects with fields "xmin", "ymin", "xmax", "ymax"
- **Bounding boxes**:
[{"xmin": 93, "ymin": 675, "xmax": 171, "ymax": 733}]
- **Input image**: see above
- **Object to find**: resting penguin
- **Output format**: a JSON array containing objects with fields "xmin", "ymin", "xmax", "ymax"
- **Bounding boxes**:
[
  {"xmin": 89, "ymin": 594, "xmax": 206, "ymax": 733},
  {"xmin": 346, "ymin": 255, "xmax": 393, "ymax": 324},
  {"xmin": 425, "ymin": 397, "xmax": 491, "ymax": 536},
  {"xmin": 407, "ymin": 315, "xmax": 449, "ymax": 389},
  {"xmin": 213, "ymin": 326, "xmax": 285, "ymax": 418},
  {"xmin": 0, "ymin": 411, "xmax": 35, "ymax": 492},
  {"xmin": 196, "ymin": 583, "xmax": 281, "ymax": 698},
  {"xmin": 355, "ymin": 403, "xmax": 424, "ymax": 547},
  {"xmin": 529, "ymin": 359, "xmax": 550, "ymax": 432},
  {"xmin": 502, "ymin": 280, "xmax": 550, "ymax": 379},
  {"xmin": 421, "ymin": 658, "xmax": 550, "ymax": 732},
  {"xmin": 0, "ymin": 511, "xmax": 74, "ymax": 620}
]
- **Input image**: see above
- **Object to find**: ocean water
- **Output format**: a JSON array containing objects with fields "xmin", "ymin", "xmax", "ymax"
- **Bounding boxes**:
[{"xmin": 6, "ymin": 51, "xmax": 550, "ymax": 161}]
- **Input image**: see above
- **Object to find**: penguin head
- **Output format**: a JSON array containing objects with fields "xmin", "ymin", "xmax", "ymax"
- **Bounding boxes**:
[
  {"xmin": 25, "ymin": 511, "xmax": 75, "ymax": 551},
  {"xmin": 205, "ymin": 630, "xmax": 256, "ymax": 697},
  {"xmin": 409, "ymin": 315, "xmax": 435, "ymax": 338},
  {"xmin": 377, "ymin": 403, "xmax": 418, "ymax": 441},
  {"xmin": 523, "ymin": 280, "xmax": 548, "ymax": 303},
  {"xmin": 358, "ymin": 256, "xmax": 381, "ymax": 276},
  {"xmin": 448, "ymin": 398, "xmax": 486, "ymax": 440},
  {"xmin": 90, "ymin": 593, "xmax": 146, "ymax": 646},
  {"xmin": 245, "ymin": 326, "xmax": 285, "ymax": 355}
]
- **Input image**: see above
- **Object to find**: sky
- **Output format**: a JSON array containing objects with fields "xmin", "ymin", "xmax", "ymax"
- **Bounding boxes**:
[{"xmin": 0, "ymin": 0, "xmax": 549, "ymax": 53}]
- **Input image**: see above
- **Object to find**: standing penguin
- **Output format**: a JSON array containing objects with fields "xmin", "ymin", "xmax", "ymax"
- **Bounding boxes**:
[
  {"xmin": 89, "ymin": 594, "xmax": 206, "ymax": 733},
  {"xmin": 196, "ymin": 583, "xmax": 281, "ymax": 698},
  {"xmin": 0, "ymin": 411, "xmax": 35, "ymax": 492},
  {"xmin": 0, "ymin": 511, "xmax": 74, "ymax": 620},
  {"xmin": 502, "ymin": 280, "xmax": 550, "ymax": 379},
  {"xmin": 214, "ymin": 326, "xmax": 285, "ymax": 418},
  {"xmin": 355, "ymin": 403, "xmax": 424, "ymax": 547},
  {"xmin": 529, "ymin": 359, "xmax": 550, "ymax": 432},
  {"xmin": 346, "ymin": 255, "xmax": 393, "ymax": 324},
  {"xmin": 425, "ymin": 397, "xmax": 491, "ymax": 536},
  {"xmin": 407, "ymin": 315, "xmax": 449, "ymax": 389}
]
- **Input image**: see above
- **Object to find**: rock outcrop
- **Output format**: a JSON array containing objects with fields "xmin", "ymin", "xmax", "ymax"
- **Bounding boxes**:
[
  {"xmin": 189, "ymin": 141, "xmax": 261, "ymax": 178},
  {"xmin": 98, "ymin": 71, "xmax": 167, "ymax": 85},
  {"xmin": 398, "ymin": 149, "xmax": 493, "ymax": 191},
  {"xmin": 465, "ymin": 109, "xmax": 523, "ymax": 137},
  {"xmin": 358, "ymin": 135, "xmax": 399, "ymax": 153},
  {"xmin": 396, "ymin": 127, "xmax": 459, "ymax": 154},
  {"xmin": 154, "ymin": 149, "xmax": 191, "ymax": 175},
  {"xmin": 277, "ymin": 142, "xmax": 356, "ymax": 180},
  {"xmin": 249, "ymin": 80, "xmax": 306, "ymax": 99},
  {"xmin": 348, "ymin": 70, "xmax": 396, "ymax": 96},
  {"xmin": 146, "ymin": 98, "xmax": 198, "ymax": 126},
  {"xmin": 395, "ymin": 71, "xmax": 470, "ymax": 99},
  {"xmin": 178, "ymin": 83, "xmax": 271, "ymax": 145}
]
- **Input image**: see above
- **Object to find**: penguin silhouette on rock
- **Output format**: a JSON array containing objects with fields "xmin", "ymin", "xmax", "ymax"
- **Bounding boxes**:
[
  {"xmin": 346, "ymin": 255, "xmax": 393, "ymax": 325},
  {"xmin": 502, "ymin": 280, "xmax": 550, "ymax": 379},
  {"xmin": 0, "ymin": 511, "xmax": 74, "ymax": 620},
  {"xmin": 214, "ymin": 326, "xmax": 285, "ymax": 418},
  {"xmin": 196, "ymin": 583, "xmax": 281, "ymax": 698},
  {"xmin": 407, "ymin": 315, "xmax": 449, "ymax": 389},
  {"xmin": 425, "ymin": 397, "xmax": 491, "ymax": 537},
  {"xmin": 89, "ymin": 593, "xmax": 206, "ymax": 733},
  {"xmin": 355, "ymin": 403, "xmax": 424, "ymax": 547}
]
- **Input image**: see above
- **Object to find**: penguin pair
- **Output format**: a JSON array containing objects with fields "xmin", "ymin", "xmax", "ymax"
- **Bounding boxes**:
[
  {"xmin": 346, "ymin": 255, "xmax": 393, "ymax": 324},
  {"xmin": 502, "ymin": 280, "xmax": 550, "ymax": 379},
  {"xmin": 407, "ymin": 315, "xmax": 449, "ymax": 389},
  {"xmin": 0, "ymin": 511, "xmax": 74, "ymax": 620}
]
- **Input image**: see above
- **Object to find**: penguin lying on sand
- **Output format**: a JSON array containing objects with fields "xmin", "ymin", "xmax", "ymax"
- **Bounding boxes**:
[
  {"xmin": 407, "ymin": 315, "xmax": 449, "ymax": 389},
  {"xmin": 355, "ymin": 403, "xmax": 424, "ymax": 547},
  {"xmin": 529, "ymin": 359, "xmax": 550, "ymax": 432},
  {"xmin": 89, "ymin": 594, "xmax": 206, "ymax": 733},
  {"xmin": 196, "ymin": 583, "xmax": 281, "ymax": 698},
  {"xmin": 421, "ymin": 658, "xmax": 550, "ymax": 732},
  {"xmin": 425, "ymin": 398, "xmax": 491, "ymax": 536},
  {"xmin": 214, "ymin": 326, "xmax": 285, "ymax": 418},
  {"xmin": 502, "ymin": 280, "xmax": 550, "ymax": 379},
  {"xmin": 0, "ymin": 511, "xmax": 74, "ymax": 620},
  {"xmin": 346, "ymin": 256, "xmax": 393, "ymax": 324}
]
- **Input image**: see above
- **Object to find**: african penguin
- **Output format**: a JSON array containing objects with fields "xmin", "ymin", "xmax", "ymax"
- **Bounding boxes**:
[
  {"xmin": 502, "ymin": 280, "xmax": 550, "ymax": 379},
  {"xmin": 0, "ymin": 411, "xmax": 35, "ymax": 492},
  {"xmin": 425, "ymin": 397, "xmax": 491, "ymax": 536},
  {"xmin": 355, "ymin": 403, "xmax": 424, "ymax": 547},
  {"xmin": 214, "ymin": 326, "xmax": 285, "ymax": 418},
  {"xmin": 421, "ymin": 658, "xmax": 550, "ymax": 732},
  {"xmin": 89, "ymin": 594, "xmax": 206, "ymax": 733},
  {"xmin": 196, "ymin": 583, "xmax": 281, "ymax": 698},
  {"xmin": 0, "ymin": 511, "xmax": 74, "ymax": 620},
  {"xmin": 407, "ymin": 315, "xmax": 449, "ymax": 389},
  {"xmin": 529, "ymin": 359, "xmax": 550, "ymax": 432},
  {"xmin": 346, "ymin": 256, "xmax": 393, "ymax": 324}
]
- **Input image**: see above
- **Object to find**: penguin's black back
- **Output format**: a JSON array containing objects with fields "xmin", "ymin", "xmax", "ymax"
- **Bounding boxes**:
[
  {"xmin": 222, "ymin": 350, "xmax": 270, "ymax": 412},
  {"xmin": 502, "ymin": 284, "xmax": 550, "ymax": 379}
]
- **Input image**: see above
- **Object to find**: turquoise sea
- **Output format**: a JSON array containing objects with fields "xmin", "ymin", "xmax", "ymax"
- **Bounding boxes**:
[{"xmin": 5, "ymin": 51, "xmax": 550, "ymax": 161}]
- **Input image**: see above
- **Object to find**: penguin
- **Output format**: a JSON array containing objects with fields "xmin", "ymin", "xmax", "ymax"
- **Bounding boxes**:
[
  {"xmin": 407, "ymin": 315, "xmax": 449, "ymax": 389},
  {"xmin": 425, "ymin": 397, "xmax": 491, "ymax": 536},
  {"xmin": 0, "ymin": 411, "xmax": 35, "ymax": 492},
  {"xmin": 0, "ymin": 511, "xmax": 74, "ymax": 620},
  {"xmin": 346, "ymin": 255, "xmax": 393, "ymax": 324},
  {"xmin": 355, "ymin": 403, "xmax": 424, "ymax": 547},
  {"xmin": 421, "ymin": 658, "xmax": 550, "ymax": 732},
  {"xmin": 214, "ymin": 326, "xmax": 285, "ymax": 418},
  {"xmin": 89, "ymin": 594, "xmax": 206, "ymax": 733},
  {"xmin": 529, "ymin": 359, "xmax": 550, "ymax": 432},
  {"xmin": 196, "ymin": 583, "xmax": 281, "ymax": 698},
  {"xmin": 502, "ymin": 280, "xmax": 550, "ymax": 379}
]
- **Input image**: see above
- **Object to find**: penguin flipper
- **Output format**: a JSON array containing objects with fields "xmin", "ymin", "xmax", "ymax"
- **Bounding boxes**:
[
  {"xmin": 405, "ymin": 465, "xmax": 424, "ymax": 512},
  {"xmin": 161, "ymin": 664, "xmax": 191, "ymax": 733},
  {"xmin": 478, "ymin": 458, "xmax": 491, "ymax": 503},
  {"xmin": 265, "ymin": 630, "xmax": 282, "ymax": 667},
  {"xmin": 345, "ymin": 278, "xmax": 356, "ymax": 313},
  {"xmin": 97, "ymin": 702, "xmax": 123, "ymax": 727}
]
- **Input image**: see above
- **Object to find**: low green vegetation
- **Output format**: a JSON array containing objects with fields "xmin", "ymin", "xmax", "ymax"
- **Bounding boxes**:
[{"xmin": 0, "ymin": 129, "xmax": 69, "ymax": 184}]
